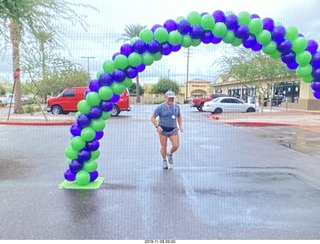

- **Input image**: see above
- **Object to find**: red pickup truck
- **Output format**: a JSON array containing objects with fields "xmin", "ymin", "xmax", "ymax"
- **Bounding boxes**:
[
  {"xmin": 46, "ymin": 87, "xmax": 131, "ymax": 116},
  {"xmin": 189, "ymin": 93, "xmax": 228, "ymax": 111}
]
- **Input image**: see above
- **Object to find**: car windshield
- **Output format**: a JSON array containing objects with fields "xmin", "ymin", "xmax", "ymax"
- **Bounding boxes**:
[{"xmin": 212, "ymin": 98, "xmax": 221, "ymax": 103}]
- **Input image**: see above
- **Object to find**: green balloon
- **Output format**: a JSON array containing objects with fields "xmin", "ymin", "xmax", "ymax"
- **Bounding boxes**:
[
  {"xmin": 71, "ymin": 136, "xmax": 86, "ymax": 151},
  {"xmin": 191, "ymin": 39, "xmax": 201, "ymax": 47},
  {"xmin": 296, "ymin": 64, "xmax": 312, "ymax": 77},
  {"xmin": 101, "ymin": 112, "xmax": 111, "ymax": 120},
  {"xmin": 128, "ymin": 52, "xmax": 142, "ymax": 67},
  {"xmin": 238, "ymin": 11, "xmax": 250, "ymax": 25},
  {"xmin": 142, "ymin": 52, "xmax": 154, "ymax": 66},
  {"xmin": 302, "ymin": 75, "xmax": 313, "ymax": 83},
  {"xmin": 75, "ymin": 111, "xmax": 81, "ymax": 119},
  {"xmin": 270, "ymin": 50, "xmax": 281, "ymax": 59},
  {"xmin": 175, "ymin": 16, "xmax": 185, "ymax": 22},
  {"xmin": 285, "ymin": 26, "xmax": 298, "ymax": 41},
  {"xmin": 102, "ymin": 60, "xmax": 115, "ymax": 74},
  {"xmin": 111, "ymin": 82, "xmax": 126, "ymax": 95},
  {"xmin": 212, "ymin": 22, "xmax": 227, "ymax": 38},
  {"xmin": 168, "ymin": 30, "xmax": 182, "ymax": 45},
  {"xmin": 91, "ymin": 118, "xmax": 105, "ymax": 131},
  {"xmin": 130, "ymin": 37, "xmax": 140, "ymax": 45},
  {"xmin": 222, "ymin": 30, "xmax": 235, "ymax": 44},
  {"xmin": 96, "ymin": 70, "xmax": 104, "ymax": 79},
  {"xmin": 225, "ymin": 11, "xmax": 235, "ymax": 16},
  {"xmin": 248, "ymin": 18, "xmax": 263, "ymax": 35},
  {"xmin": 77, "ymin": 99, "xmax": 90, "ymax": 114},
  {"xmin": 231, "ymin": 37, "xmax": 242, "ymax": 47},
  {"xmin": 98, "ymin": 86, "xmax": 113, "ymax": 100},
  {"xmin": 65, "ymin": 146, "xmax": 78, "ymax": 159},
  {"xmin": 292, "ymin": 37, "xmax": 307, "ymax": 53},
  {"xmin": 114, "ymin": 54, "xmax": 129, "ymax": 70},
  {"xmin": 295, "ymin": 51, "xmax": 312, "ymax": 66},
  {"xmin": 81, "ymin": 127, "xmax": 96, "ymax": 142},
  {"xmin": 200, "ymin": 14, "xmax": 215, "ymax": 30},
  {"xmin": 139, "ymin": 28, "xmax": 153, "ymax": 43},
  {"xmin": 154, "ymin": 27, "xmax": 168, "ymax": 43},
  {"xmin": 76, "ymin": 170, "xmax": 90, "ymax": 185},
  {"xmin": 262, "ymin": 41, "xmax": 277, "ymax": 55},
  {"xmin": 86, "ymin": 92, "xmax": 101, "ymax": 107},
  {"xmin": 181, "ymin": 35, "xmax": 192, "ymax": 48},
  {"xmin": 91, "ymin": 150, "xmax": 100, "ymax": 160},
  {"xmin": 153, "ymin": 52, "xmax": 162, "ymax": 61},
  {"xmin": 256, "ymin": 30, "xmax": 272, "ymax": 46},
  {"xmin": 123, "ymin": 78, "xmax": 133, "ymax": 88},
  {"xmin": 83, "ymin": 159, "xmax": 98, "ymax": 172},
  {"xmin": 187, "ymin": 11, "xmax": 201, "ymax": 26}
]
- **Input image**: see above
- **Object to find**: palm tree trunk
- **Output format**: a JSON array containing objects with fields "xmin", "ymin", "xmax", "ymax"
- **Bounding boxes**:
[
  {"xmin": 10, "ymin": 18, "xmax": 22, "ymax": 114},
  {"xmin": 136, "ymin": 74, "xmax": 141, "ymax": 103}
]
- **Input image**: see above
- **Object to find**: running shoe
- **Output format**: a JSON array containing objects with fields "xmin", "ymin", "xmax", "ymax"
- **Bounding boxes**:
[{"xmin": 163, "ymin": 160, "xmax": 168, "ymax": 169}]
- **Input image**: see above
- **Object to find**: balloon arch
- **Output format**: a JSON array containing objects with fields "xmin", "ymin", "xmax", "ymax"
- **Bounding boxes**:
[{"xmin": 60, "ymin": 10, "xmax": 320, "ymax": 188}]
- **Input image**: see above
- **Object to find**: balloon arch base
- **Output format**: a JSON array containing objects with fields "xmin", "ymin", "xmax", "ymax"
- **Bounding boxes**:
[{"xmin": 59, "ymin": 177, "xmax": 105, "ymax": 190}]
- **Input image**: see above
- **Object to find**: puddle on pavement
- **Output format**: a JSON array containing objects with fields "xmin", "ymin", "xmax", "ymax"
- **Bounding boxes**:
[{"xmin": 252, "ymin": 126, "xmax": 320, "ymax": 158}]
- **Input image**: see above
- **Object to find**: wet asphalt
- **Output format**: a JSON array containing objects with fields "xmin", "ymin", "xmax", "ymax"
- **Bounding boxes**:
[{"xmin": 0, "ymin": 104, "xmax": 320, "ymax": 240}]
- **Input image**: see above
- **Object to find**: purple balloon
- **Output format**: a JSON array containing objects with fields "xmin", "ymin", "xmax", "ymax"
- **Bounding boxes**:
[
  {"xmin": 110, "ymin": 94, "xmax": 120, "ymax": 103},
  {"xmin": 172, "ymin": 44, "xmax": 182, "ymax": 52},
  {"xmin": 78, "ymin": 149, "xmax": 91, "ymax": 163},
  {"xmin": 272, "ymin": 26, "xmax": 286, "ymax": 43},
  {"xmin": 235, "ymin": 25, "xmax": 249, "ymax": 40},
  {"xmin": 88, "ymin": 106, "xmax": 103, "ymax": 119},
  {"xmin": 311, "ymin": 52, "xmax": 320, "ymax": 68},
  {"xmin": 312, "ymin": 68, "xmax": 320, "ymax": 80},
  {"xmin": 84, "ymin": 89, "xmax": 90, "ymax": 98},
  {"xmin": 161, "ymin": 42, "xmax": 172, "ymax": 56},
  {"xmin": 307, "ymin": 40, "xmax": 319, "ymax": 55},
  {"xmin": 69, "ymin": 160, "xmax": 84, "ymax": 173},
  {"xmin": 281, "ymin": 52, "xmax": 296, "ymax": 64},
  {"xmin": 99, "ymin": 72, "xmax": 113, "ymax": 86},
  {"xmin": 190, "ymin": 25, "xmax": 205, "ymax": 39},
  {"xmin": 94, "ymin": 131, "xmax": 104, "ymax": 140},
  {"xmin": 125, "ymin": 66, "xmax": 138, "ymax": 79},
  {"xmin": 287, "ymin": 61, "xmax": 299, "ymax": 70},
  {"xmin": 112, "ymin": 69, "xmax": 126, "ymax": 82},
  {"xmin": 243, "ymin": 35, "xmax": 257, "ymax": 48},
  {"xmin": 64, "ymin": 169, "xmax": 76, "ymax": 181},
  {"xmin": 112, "ymin": 52, "xmax": 120, "ymax": 60},
  {"xmin": 163, "ymin": 19, "xmax": 177, "ymax": 32},
  {"xmin": 70, "ymin": 123, "xmax": 82, "ymax": 137},
  {"xmin": 250, "ymin": 14, "xmax": 260, "ymax": 19},
  {"xmin": 200, "ymin": 12, "xmax": 209, "ymax": 17},
  {"xmin": 277, "ymin": 40, "xmax": 292, "ymax": 55},
  {"xmin": 311, "ymin": 81, "xmax": 320, "ymax": 92},
  {"xmin": 89, "ymin": 79, "xmax": 100, "ymax": 92},
  {"xmin": 212, "ymin": 36, "xmax": 222, "ymax": 44},
  {"xmin": 201, "ymin": 31, "xmax": 214, "ymax": 44},
  {"xmin": 151, "ymin": 24, "xmax": 162, "ymax": 33},
  {"xmin": 136, "ymin": 63, "xmax": 146, "ymax": 72},
  {"xmin": 77, "ymin": 114, "xmax": 91, "ymax": 128},
  {"xmin": 120, "ymin": 43, "xmax": 134, "ymax": 57},
  {"xmin": 251, "ymin": 42, "xmax": 263, "ymax": 52},
  {"xmin": 133, "ymin": 39, "xmax": 147, "ymax": 54},
  {"xmin": 177, "ymin": 19, "xmax": 192, "ymax": 35},
  {"xmin": 100, "ymin": 100, "xmax": 113, "ymax": 112},
  {"xmin": 147, "ymin": 39, "xmax": 161, "ymax": 54},
  {"xmin": 313, "ymin": 91, "xmax": 320, "ymax": 99},
  {"xmin": 86, "ymin": 140, "xmax": 100, "ymax": 151},
  {"xmin": 262, "ymin": 17, "xmax": 275, "ymax": 31},
  {"xmin": 225, "ymin": 14, "xmax": 238, "ymax": 30},
  {"xmin": 212, "ymin": 10, "xmax": 225, "ymax": 22},
  {"xmin": 90, "ymin": 171, "xmax": 99, "ymax": 182}
]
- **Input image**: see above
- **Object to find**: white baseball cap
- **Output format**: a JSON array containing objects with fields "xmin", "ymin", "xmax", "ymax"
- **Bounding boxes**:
[{"xmin": 165, "ymin": 91, "xmax": 176, "ymax": 98}]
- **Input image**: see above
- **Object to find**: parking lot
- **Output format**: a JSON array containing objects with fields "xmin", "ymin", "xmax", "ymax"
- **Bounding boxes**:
[{"xmin": 0, "ymin": 104, "xmax": 320, "ymax": 239}]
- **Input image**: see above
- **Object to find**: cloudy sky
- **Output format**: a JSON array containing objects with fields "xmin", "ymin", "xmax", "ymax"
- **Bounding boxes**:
[{"xmin": 1, "ymin": 0, "xmax": 320, "ymax": 84}]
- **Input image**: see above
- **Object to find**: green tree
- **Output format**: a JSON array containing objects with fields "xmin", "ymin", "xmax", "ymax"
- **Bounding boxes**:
[
  {"xmin": 128, "ymin": 82, "xmax": 144, "ymax": 96},
  {"xmin": 151, "ymin": 77, "xmax": 180, "ymax": 94},
  {"xmin": 0, "ymin": 0, "xmax": 94, "ymax": 113},
  {"xmin": 213, "ymin": 47, "xmax": 298, "ymax": 113},
  {"xmin": 118, "ymin": 24, "xmax": 147, "ymax": 103}
]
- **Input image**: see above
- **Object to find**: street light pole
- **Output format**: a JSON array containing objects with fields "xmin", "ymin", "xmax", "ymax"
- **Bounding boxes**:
[
  {"xmin": 81, "ymin": 56, "xmax": 96, "ymax": 75},
  {"xmin": 168, "ymin": 69, "xmax": 170, "ymax": 79}
]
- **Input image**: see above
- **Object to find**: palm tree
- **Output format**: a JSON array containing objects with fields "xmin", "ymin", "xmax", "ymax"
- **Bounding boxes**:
[
  {"xmin": 118, "ymin": 24, "xmax": 147, "ymax": 103},
  {"xmin": 0, "ymin": 0, "xmax": 93, "ymax": 113}
]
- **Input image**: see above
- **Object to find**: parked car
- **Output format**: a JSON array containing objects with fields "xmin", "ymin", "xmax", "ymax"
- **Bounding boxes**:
[
  {"xmin": 203, "ymin": 97, "xmax": 256, "ymax": 114},
  {"xmin": 189, "ymin": 93, "xmax": 228, "ymax": 111},
  {"xmin": 46, "ymin": 87, "xmax": 131, "ymax": 116}
]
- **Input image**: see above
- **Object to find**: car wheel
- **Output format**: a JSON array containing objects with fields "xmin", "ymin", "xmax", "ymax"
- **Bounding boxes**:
[
  {"xmin": 51, "ymin": 105, "xmax": 62, "ymax": 115},
  {"xmin": 213, "ymin": 108, "xmax": 223, "ymax": 114},
  {"xmin": 197, "ymin": 103, "xmax": 204, "ymax": 111},
  {"xmin": 110, "ymin": 105, "xmax": 120, "ymax": 116},
  {"xmin": 246, "ymin": 107, "xmax": 256, "ymax": 112}
]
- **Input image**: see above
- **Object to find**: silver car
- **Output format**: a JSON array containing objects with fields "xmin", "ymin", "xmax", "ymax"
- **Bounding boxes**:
[{"xmin": 203, "ymin": 97, "xmax": 256, "ymax": 114}]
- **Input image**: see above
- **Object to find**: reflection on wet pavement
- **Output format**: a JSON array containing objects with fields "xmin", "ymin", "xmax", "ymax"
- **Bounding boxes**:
[{"xmin": 252, "ymin": 126, "xmax": 320, "ymax": 158}]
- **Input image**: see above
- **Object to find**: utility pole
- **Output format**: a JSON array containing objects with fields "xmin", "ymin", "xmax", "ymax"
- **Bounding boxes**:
[
  {"xmin": 185, "ymin": 48, "xmax": 190, "ymax": 100},
  {"xmin": 81, "ymin": 56, "xmax": 95, "ymax": 76}
]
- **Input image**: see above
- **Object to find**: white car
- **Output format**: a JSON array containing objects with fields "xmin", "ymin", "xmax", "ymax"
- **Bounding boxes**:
[{"xmin": 203, "ymin": 97, "xmax": 256, "ymax": 114}]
